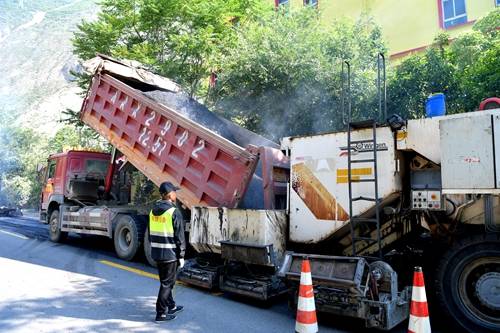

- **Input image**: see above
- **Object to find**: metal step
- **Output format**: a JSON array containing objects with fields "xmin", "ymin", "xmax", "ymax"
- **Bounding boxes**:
[
  {"xmin": 352, "ymin": 236, "xmax": 378, "ymax": 243},
  {"xmin": 347, "ymin": 116, "xmax": 381, "ymax": 258},
  {"xmin": 351, "ymin": 217, "xmax": 379, "ymax": 223},
  {"xmin": 352, "ymin": 196, "xmax": 378, "ymax": 202},
  {"xmin": 350, "ymin": 139, "xmax": 374, "ymax": 144},
  {"xmin": 350, "ymin": 159, "xmax": 375, "ymax": 163},
  {"xmin": 349, "ymin": 119, "xmax": 377, "ymax": 129},
  {"xmin": 351, "ymin": 178, "xmax": 376, "ymax": 183}
]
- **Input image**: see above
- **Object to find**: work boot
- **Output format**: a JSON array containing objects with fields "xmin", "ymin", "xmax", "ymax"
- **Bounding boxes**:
[
  {"xmin": 155, "ymin": 313, "xmax": 176, "ymax": 322},
  {"xmin": 168, "ymin": 305, "xmax": 184, "ymax": 315}
]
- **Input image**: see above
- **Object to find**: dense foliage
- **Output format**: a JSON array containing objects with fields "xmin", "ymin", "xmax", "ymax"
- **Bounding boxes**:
[
  {"xmin": 387, "ymin": 9, "xmax": 499, "ymax": 118},
  {"xmin": 209, "ymin": 8, "xmax": 386, "ymax": 139},
  {"xmin": 71, "ymin": 2, "xmax": 387, "ymax": 140},
  {"xmin": 0, "ymin": 125, "xmax": 107, "ymax": 208},
  {"xmin": 72, "ymin": 0, "xmax": 269, "ymax": 95}
]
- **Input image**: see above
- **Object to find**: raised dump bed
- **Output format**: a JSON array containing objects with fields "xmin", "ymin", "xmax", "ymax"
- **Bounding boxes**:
[{"xmin": 81, "ymin": 56, "xmax": 288, "ymax": 209}]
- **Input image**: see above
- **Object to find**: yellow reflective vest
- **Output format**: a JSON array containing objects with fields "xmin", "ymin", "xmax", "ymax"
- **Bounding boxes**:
[{"xmin": 149, "ymin": 207, "xmax": 177, "ymax": 260}]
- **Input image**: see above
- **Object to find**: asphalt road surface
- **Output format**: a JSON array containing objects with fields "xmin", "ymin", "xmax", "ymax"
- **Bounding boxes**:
[{"xmin": 0, "ymin": 216, "xmax": 408, "ymax": 333}]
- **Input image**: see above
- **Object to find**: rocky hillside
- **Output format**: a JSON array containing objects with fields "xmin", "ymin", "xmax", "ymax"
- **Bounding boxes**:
[{"xmin": 0, "ymin": 0, "xmax": 98, "ymax": 133}]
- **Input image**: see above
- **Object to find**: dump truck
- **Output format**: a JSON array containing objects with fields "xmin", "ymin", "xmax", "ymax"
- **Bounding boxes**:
[
  {"xmin": 41, "ymin": 55, "xmax": 499, "ymax": 332},
  {"xmin": 40, "ymin": 55, "xmax": 288, "ymax": 263}
]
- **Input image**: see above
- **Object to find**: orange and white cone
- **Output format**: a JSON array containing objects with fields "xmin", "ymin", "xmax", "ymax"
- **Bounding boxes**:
[
  {"xmin": 295, "ymin": 258, "xmax": 318, "ymax": 333},
  {"xmin": 408, "ymin": 266, "xmax": 431, "ymax": 333}
]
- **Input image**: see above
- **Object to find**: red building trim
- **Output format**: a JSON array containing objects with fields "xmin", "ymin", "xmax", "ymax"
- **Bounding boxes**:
[
  {"xmin": 391, "ymin": 17, "xmax": 475, "ymax": 60},
  {"xmin": 390, "ymin": 45, "xmax": 430, "ymax": 60},
  {"xmin": 445, "ymin": 19, "xmax": 476, "ymax": 30},
  {"xmin": 437, "ymin": 0, "xmax": 444, "ymax": 28}
]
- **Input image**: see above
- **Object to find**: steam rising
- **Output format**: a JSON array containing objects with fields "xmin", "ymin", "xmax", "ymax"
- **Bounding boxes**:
[
  {"xmin": 141, "ymin": 88, "xmax": 279, "ymax": 209},
  {"xmin": 143, "ymin": 90, "xmax": 279, "ymax": 149}
]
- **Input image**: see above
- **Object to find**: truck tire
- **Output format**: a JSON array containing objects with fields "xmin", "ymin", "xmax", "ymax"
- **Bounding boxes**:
[
  {"xmin": 49, "ymin": 210, "xmax": 67, "ymax": 242},
  {"xmin": 143, "ymin": 226, "xmax": 157, "ymax": 268},
  {"xmin": 113, "ymin": 215, "xmax": 142, "ymax": 261},
  {"xmin": 435, "ymin": 233, "xmax": 500, "ymax": 333}
]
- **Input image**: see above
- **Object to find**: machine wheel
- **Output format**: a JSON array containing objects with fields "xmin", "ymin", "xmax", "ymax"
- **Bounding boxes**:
[
  {"xmin": 49, "ymin": 210, "xmax": 67, "ymax": 242},
  {"xmin": 143, "ymin": 226, "xmax": 157, "ymax": 268},
  {"xmin": 113, "ymin": 215, "xmax": 141, "ymax": 261},
  {"xmin": 435, "ymin": 233, "xmax": 500, "ymax": 333}
]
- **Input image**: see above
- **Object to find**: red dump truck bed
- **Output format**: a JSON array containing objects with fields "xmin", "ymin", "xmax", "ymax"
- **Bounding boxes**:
[{"xmin": 80, "ymin": 56, "xmax": 288, "ymax": 209}]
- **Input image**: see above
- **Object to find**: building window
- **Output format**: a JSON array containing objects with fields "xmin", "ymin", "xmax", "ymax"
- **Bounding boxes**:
[
  {"xmin": 496, "ymin": 0, "xmax": 500, "ymax": 6},
  {"xmin": 275, "ymin": 0, "xmax": 289, "ymax": 7},
  {"xmin": 304, "ymin": 0, "xmax": 318, "ymax": 8},
  {"xmin": 440, "ymin": 0, "xmax": 467, "ymax": 29}
]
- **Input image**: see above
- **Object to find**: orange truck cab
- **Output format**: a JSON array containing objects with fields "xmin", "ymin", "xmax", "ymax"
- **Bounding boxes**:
[
  {"xmin": 40, "ymin": 150, "xmax": 111, "ymax": 224},
  {"xmin": 39, "ymin": 149, "xmax": 149, "ymax": 264}
]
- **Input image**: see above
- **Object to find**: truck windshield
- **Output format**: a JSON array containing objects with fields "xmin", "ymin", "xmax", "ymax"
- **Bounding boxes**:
[{"xmin": 85, "ymin": 159, "xmax": 108, "ymax": 177}]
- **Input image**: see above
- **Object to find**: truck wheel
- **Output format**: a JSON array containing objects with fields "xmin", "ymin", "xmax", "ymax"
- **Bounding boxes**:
[
  {"xmin": 49, "ymin": 210, "xmax": 67, "ymax": 242},
  {"xmin": 435, "ymin": 234, "xmax": 500, "ymax": 333},
  {"xmin": 143, "ymin": 226, "xmax": 157, "ymax": 268},
  {"xmin": 113, "ymin": 215, "xmax": 141, "ymax": 261}
]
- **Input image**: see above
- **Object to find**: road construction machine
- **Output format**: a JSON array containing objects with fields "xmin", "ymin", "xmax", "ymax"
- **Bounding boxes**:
[{"xmin": 40, "ymin": 55, "xmax": 499, "ymax": 332}]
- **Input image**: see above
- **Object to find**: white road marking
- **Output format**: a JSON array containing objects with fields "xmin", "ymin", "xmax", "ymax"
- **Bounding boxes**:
[{"xmin": 0, "ymin": 229, "xmax": 29, "ymax": 240}]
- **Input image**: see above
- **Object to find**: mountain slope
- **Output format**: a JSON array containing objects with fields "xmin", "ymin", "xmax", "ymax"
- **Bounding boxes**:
[{"xmin": 0, "ymin": 0, "xmax": 99, "ymax": 133}]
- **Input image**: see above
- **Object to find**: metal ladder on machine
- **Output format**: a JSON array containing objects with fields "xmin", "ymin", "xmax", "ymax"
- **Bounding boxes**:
[{"xmin": 342, "ymin": 53, "xmax": 386, "ymax": 260}]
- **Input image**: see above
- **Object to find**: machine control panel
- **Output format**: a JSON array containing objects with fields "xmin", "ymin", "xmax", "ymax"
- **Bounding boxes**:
[{"xmin": 412, "ymin": 190, "xmax": 443, "ymax": 210}]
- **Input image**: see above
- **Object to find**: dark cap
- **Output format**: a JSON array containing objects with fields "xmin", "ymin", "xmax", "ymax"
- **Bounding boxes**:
[{"xmin": 159, "ymin": 181, "xmax": 180, "ymax": 195}]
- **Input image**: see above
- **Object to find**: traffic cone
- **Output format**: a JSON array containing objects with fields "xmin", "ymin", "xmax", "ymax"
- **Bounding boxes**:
[
  {"xmin": 295, "ymin": 258, "xmax": 318, "ymax": 333},
  {"xmin": 408, "ymin": 266, "xmax": 431, "ymax": 333}
]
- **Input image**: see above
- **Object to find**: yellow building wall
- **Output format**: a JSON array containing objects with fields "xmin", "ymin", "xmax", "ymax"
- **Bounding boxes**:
[{"xmin": 277, "ymin": 0, "xmax": 496, "ymax": 58}]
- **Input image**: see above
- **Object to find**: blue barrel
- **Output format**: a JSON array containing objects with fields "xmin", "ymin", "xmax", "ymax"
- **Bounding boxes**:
[{"xmin": 425, "ymin": 93, "xmax": 446, "ymax": 117}]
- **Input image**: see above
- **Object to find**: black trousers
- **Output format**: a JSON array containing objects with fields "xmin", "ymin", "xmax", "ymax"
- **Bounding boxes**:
[{"xmin": 156, "ymin": 260, "xmax": 177, "ymax": 314}]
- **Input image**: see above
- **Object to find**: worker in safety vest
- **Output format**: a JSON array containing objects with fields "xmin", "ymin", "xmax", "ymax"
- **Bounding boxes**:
[{"xmin": 150, "ymin": 181, "xmax": 186, "ymax": 322}]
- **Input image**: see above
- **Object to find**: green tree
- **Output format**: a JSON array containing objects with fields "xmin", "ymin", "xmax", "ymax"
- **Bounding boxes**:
[
  {"xmin": 461, "ymin": 43, "xmax": 500, "ymax": 110},
  {"xmin": 72, "ymin": 0, "xmax": 269, "ymax": 96},
  {"xmin": 455, "ymin": 13, "xmax": 500, "ymax": 112},
  {"xmin": 473, "ymin": 7, "xmax": 500, "ymax": 38},
  {"xmin": 387, "ymin": 9, "xmax": 500, "ymax": 119},
  {"xmin": 47, "ymin": 125, "xmax": 108, "ymax": 153},
  {"xmin": 0, "ymin": 126, "xmax": 48, "ymax": 208},
  {"xmin": 2, "ymin": 176, "xmax": 32, "ymax": 207},
  {"xmin": 387, "ymin": 35, "xmax": 460, "ymax": 119},
  {"xmin": 0, "ymin": 124, "xmax": 108, "ymax": 208},
  {"xmin": 209, "ymin": 8, "xmax": 386, "ymax": 140}
]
